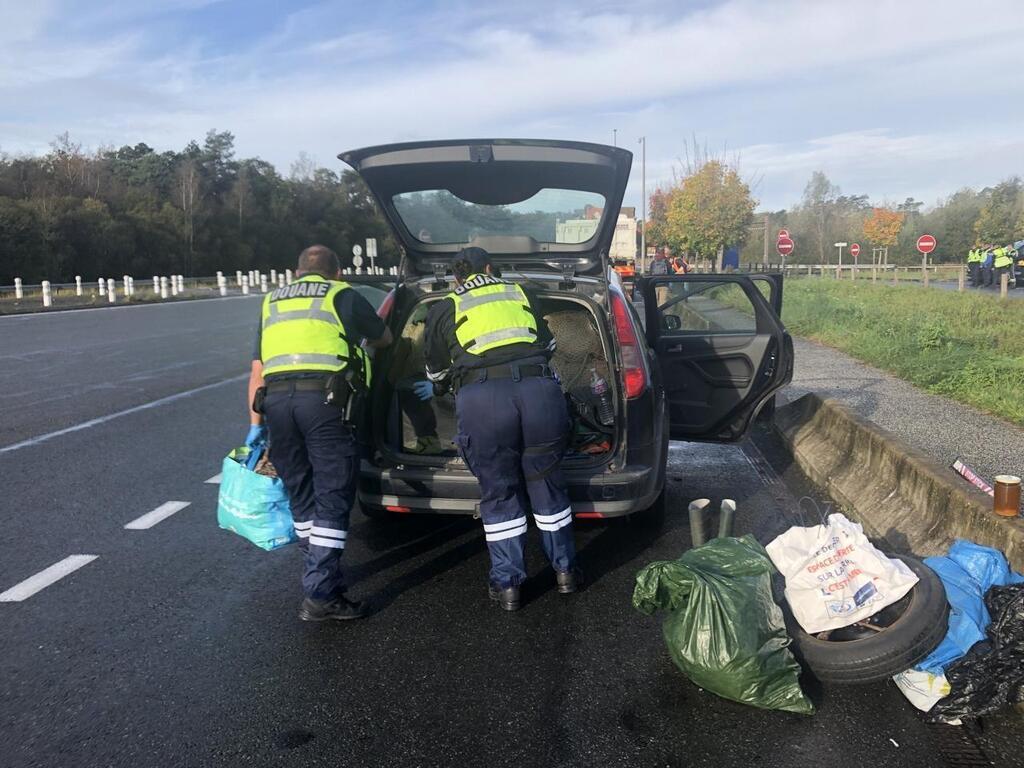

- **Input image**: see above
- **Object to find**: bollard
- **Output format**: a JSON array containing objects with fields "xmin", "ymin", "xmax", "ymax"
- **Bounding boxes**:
[
  {"xmin": 14, "ymin": 277, "xmax": 24, "ymax": 299},
  {"xmin": 219, "ymin": 282, "xmax": 227, "ymax": 297},
  {"xmin": 216, "ymin": 271, "xmax": 223, "ymax": 286},
  {"xmin": 260, "ymin": 274, "xmax": 268, "ymax": 293},
  {"xmin": 122, "ymin": 275, "xmax": 129, "ymax": 297},
  {"xmin": 129, "ymin": 277, "xmax": 135, "ymax": 296},
  {"xmin": 177, "ymin": 275, "xmax": 184, "ymax": 294},
  {"xmin": 718, "ymin": 499, "xmax": 736, "ymax": 539},
  {"xmin": 41, "ymin": 280, "xmax": 52, "ymax": 307},
  {"xmin": 285, "ymin": 269, "xmax": 293, "ymax": 285},
  {"xmin": 171, "ymin": 276, "xmax": 178, "ymax": 296},
  {"xmin": 99, "ymin": 277, "xmax": 106, "ymax": 295},
  {"xmin": 1001, "ymin": 272, "xmax": 1009, "ymax": 299},
  {"xmin": 107, "ymin": 279, "xmax": 116, "ymax": 303},
  {"xmin": 242, "ymin": 275, "xmax": 250, "ymax": 295},
  {"xmin": 688, "ymin": 498, "xmax": 711, "ymax": 549},
  {"xmin": 278, "ymin": 274, "xmax": 285, "ymax": 288},
  {"xmin": 270, "ymin": 269, "xmax": 277, "ymax": 284},
  {"xmin": 73, "ymin": 275, "xmax": 82, "ymax": 296},
  {"xmin": 958, "ymin": 266, "xmax": 966, "ymax": 292},
  {"xmin": 153, "ymin": 276, "xmax": 159, "ymax": 293},
  {"xmin": 160, "ymin": 276, "xmax": 169, "ymax": 299},
  {"xmin": 236, "ymin": 270, "xmax": 243, "ymax": 287}
]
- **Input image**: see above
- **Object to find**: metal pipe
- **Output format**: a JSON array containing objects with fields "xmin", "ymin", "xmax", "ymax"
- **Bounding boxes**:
[
  {"xmin": 718, "ymin": 499, "xmax": 736, "ymax": 539},
  {"xmin": 688, "ymin": 498, "xmax": 710, "ymax": 549}
]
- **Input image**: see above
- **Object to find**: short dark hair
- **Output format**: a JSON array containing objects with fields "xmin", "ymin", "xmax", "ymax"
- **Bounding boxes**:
[{"xmin": 297, "ymin": 245, "xmax": 340, "ymax": 276}]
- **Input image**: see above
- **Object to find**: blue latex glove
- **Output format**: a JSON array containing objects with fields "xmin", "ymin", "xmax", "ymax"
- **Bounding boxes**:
[
  {"xmin": 245, "ymin": 424, "xmax": 268, "ymax": 448},
  {"xmin": 412, "ymin": 381, "xmax": 434, "ymax": 401}
]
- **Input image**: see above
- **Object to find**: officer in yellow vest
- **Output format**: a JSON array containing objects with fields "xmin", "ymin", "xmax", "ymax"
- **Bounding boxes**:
[
  {"xmin": 993, "ymin": 245, "xmax": 1014, "ymax": 288},
  {"xmin": 966, "ymin": 247, "xmax": 983, "ymax": 288},
  {"xmin": 247, "ymin": 245, "xmax": 392, "ymax": 621},
  {"xmin": 422, "ymin": 248, "xmax": 579, "ymax": 611}
]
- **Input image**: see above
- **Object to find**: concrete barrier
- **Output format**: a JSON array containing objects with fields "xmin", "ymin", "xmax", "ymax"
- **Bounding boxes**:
[{"xmin": 775, "ymin": 392, "xmax": 1024, "ymax": 570}]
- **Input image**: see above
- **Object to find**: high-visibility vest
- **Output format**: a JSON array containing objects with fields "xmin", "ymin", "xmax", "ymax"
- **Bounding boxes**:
[
  {"xmin": 448, "ymin": 273, "xmax": 538, "ymax": 356},
  {"xmin": 994, "ymin": 248, "xmax": 1013, "ymax": 269},
  {"xmin": 260, "ymin": 274, "xmax": 370, "ymax": 381},
  {"xmin": 967, "ymin": 249, "xmax": 983, "ymax": 264}
]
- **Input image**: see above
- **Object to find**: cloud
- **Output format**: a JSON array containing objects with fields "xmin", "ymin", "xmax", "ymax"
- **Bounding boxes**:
[{"xmin": 1, "ymin": 0, "xmax": 1022, "ymax": 211}]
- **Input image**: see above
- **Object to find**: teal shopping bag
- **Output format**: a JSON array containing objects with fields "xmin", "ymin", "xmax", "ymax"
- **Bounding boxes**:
[{"xmin": 217, "ymin": 446, "xmax": 296, "ymax": 551}]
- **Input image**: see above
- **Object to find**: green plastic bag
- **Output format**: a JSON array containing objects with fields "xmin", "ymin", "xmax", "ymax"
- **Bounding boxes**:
[{"xmin": 633, "ymin": 535, "xmax": 814, "ymax": 714}]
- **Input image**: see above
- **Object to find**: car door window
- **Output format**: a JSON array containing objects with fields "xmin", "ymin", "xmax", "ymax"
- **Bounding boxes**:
[{"xmin": 655, "ymin": 280, "xmax": 756, "ymax": 334}]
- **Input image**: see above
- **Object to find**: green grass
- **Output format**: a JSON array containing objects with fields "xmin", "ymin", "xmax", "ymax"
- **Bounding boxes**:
[{"xmin": 779, "ymin": 281, "xmax": 1024, "ymax": 425}]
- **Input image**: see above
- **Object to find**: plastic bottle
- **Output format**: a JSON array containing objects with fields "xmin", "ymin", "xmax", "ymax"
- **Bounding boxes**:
[{"xmin": 591, "ymin": 369, "xmax": 615, "ymax": 426}]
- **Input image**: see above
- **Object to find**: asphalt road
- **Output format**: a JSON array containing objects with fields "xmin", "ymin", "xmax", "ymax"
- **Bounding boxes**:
[{"xmin": 0, "ymin": 297, "xmax": 1014, "ymax": 768}]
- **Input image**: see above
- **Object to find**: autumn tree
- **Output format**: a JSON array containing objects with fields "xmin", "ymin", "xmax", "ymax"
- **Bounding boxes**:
[
  {"xmin": 862, "ymin": 207, "xmax": 904, "ymax": 260},
  {"xmin": 654, "ymin": 160, "xmax": 755, "ymax": 268}
]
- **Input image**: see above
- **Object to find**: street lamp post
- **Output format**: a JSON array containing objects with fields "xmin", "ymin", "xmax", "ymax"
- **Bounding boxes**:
[{"xmin": 639, "ymin": 136, "xmax": 646, "ymax": 274}]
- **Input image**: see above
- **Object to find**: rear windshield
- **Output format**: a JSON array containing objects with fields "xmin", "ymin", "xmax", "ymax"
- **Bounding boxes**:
[{"xmin": 392, "ymin": 188, "xmax": 606, "ymax": 245}]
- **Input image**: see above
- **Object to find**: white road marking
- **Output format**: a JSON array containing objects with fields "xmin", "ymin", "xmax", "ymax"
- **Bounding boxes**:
[
  {"xmin": 124, "ymin": 501, "xmax": 192, "ymax": 530},
  {"xmin": 0, "ymin": 375, "xmax": 246, "ymax": 455},
  {"xmin": 205, "ymin": 473, "xmax": 222, "ymax": 484},
  {"xmin": 0, "ymin": 555, "xmax": 99, "ymax": 602}
]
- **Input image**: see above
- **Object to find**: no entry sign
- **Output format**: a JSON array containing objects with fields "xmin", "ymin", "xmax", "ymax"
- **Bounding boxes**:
[
  {"xmin": 777, "ymin": 236, "xmax": 794, "ymax": 256},
  {"xmin": 916, "ymin": 234, "xmax": 937, "ymax": 254},
  {"xmin": 777, "ymin": 229, "xmax": 790, "ymax": 240},
  {"xmin": 850, "ymin": 243, "xmax": 861, "ymax": 258}
]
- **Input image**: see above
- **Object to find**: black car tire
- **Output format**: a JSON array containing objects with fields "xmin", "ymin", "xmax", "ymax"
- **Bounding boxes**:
[{"xmin": 783, "ymin": 554, "xmax": 948, "ymax": 684}]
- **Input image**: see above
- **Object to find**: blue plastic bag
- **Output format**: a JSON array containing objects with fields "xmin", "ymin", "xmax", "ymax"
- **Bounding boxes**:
[
  {"xmin": 915, "ymin": 540, "xmax": 1024, "ymax": 674},
  {"xmin": 217, "ymin": 446, "xmax": 297, "ymax": 551}
]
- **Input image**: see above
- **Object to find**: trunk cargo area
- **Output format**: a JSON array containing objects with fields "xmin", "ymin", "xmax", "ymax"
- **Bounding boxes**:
[{"xmin": 380, "ymin": 294, "xmax": 615, "ymax": 463}]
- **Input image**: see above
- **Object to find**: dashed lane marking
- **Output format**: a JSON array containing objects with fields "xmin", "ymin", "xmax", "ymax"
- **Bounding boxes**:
[
  {"xmin": 124, "ymin": 501, "xmax": 192, "ymax": 530},
  {"xmin": 205, "ymin": 473, "xmax": 222, "ymax": 484},
  {"xmin": 0, "ymin": 555, "xmax": 99, "ymax": 602},
  {"xmin": 0, "ymin": 375, "xmax": 246, "ymax": 455}
]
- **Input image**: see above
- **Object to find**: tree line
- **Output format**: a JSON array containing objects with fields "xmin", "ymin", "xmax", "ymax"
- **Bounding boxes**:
[
  {"xmin": 647, "ymin": 157, "xmax": 1024, "ymax": 267},
  {"xmin": 0, "ymin": 131, "xmax": 398, "ymax": 284}
]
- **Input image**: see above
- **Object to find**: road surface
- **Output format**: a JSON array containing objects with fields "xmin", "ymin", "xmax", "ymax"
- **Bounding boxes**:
[{"xmin": 0, "ymin": 297, "xmax": 1012, "ymax": 767}]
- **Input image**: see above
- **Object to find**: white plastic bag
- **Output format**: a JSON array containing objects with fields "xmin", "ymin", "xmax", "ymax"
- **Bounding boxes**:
[
  {"xmin": 892, "ymin": 669, "xmax": 950, "ymax": 713},
  {"xmin": 766, "ymin": 513, "xmax": 919, "ymax": 634}
]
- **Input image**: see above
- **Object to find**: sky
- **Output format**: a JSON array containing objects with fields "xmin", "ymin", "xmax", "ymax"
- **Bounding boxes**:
[{"xmin": 2, "ymin": 0, "xmax": 1023, "ymax": 211}]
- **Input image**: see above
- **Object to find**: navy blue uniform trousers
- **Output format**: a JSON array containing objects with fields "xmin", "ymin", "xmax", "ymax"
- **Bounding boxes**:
[
  {"xmin": 454, "ymin": 374, "xmax": 576, "ymax": 588},
  {"xmin": 264, "ymin": 388, "xmax": 356, "ymax": 601}
]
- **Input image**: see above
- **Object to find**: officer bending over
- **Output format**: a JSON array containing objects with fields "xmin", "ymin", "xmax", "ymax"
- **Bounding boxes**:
[
  {"xmin": 421, "ymin": 247, "xmax": 579, "ymax": 612},
  {"xmin": 247, "ymin": 245, "xmax": 392, "ymax": 621}
]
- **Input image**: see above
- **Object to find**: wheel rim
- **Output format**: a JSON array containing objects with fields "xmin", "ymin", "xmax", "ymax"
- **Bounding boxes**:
[{"xmin": 811, "ymin": 586, "xmax": 917, "ymax": 643}]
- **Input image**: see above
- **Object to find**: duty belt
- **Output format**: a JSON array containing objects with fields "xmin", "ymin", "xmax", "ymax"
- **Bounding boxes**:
[
  {"xmin": 457, "ymin": 363, "xmax": 554, "ymax": 389},
  {"xmin": 264, "ymin": 378, "xmax": 331, "ymax": 393}
]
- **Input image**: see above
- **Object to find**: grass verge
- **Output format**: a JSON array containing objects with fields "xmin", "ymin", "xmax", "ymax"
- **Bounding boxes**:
[{"xmin": 780, "ymin": 280, "xmax": 1024, "ymax": 426}]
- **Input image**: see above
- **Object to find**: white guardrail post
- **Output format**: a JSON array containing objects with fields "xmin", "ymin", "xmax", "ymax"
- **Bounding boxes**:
[
  {"xmin": 241, "ymin": 275, "xmax": 250, "ymax": 295},
  {"xmin": 260, "ymin": 274, "xmax": 268, "ymax": 293},
  {"xmin": 236, "ymin": 270, "xmax": 242, "ymax": 287},
  {"xmin": 75, "ymin": 276, "xmax": 83, "ymax": 296},
  {"xmin": 285, "ymin": 269, "xmax": 293, "ymax": 285},
  {"xmin": 160, "ymin": 276, "xmax": 169, "ymax": 299},
  {"xmin": 41, "ymin": 280, "xmax": 52, "ymax": 307},
  {"xmin": 107, "ymin": 278, "xmax": 116, "ymax": 303},
  {"xmin": 98, "ymin": 277, "xmax": 106, "ymax": 295},
  {"xmin": 153, "ymin": 275, "xmax": 159, "ymax": 294},
  {"xmin": 14, "ymin": 277, "xmax": 23, "ymax": 299}
]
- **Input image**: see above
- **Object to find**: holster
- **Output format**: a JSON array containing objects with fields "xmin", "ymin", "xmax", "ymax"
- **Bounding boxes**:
[{"xmin": 251, "ymin": 386, "xmax": 267, "ymax": 415}]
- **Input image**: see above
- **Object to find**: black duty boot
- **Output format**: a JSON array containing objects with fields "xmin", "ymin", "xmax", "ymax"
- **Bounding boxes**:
[
  {"xmin": 299, "ymin": 595, "xmax": 368, "ymax": 622},
  {"xmin": 488, "ymin": 584, "xmax": 522, "ymax": 612},
  {"xmin": 556, "ymin": 568, "xmax": 583, "ymax": 594}
]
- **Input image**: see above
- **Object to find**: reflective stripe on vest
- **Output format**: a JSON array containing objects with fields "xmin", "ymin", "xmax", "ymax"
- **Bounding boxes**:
[
  {"xmin": 449, "ymin": 274, "xmax": 537, "ymax": 355},
  {"xmin": 260, "ymin": 275, "xmax": 369, "ymax": 379}
]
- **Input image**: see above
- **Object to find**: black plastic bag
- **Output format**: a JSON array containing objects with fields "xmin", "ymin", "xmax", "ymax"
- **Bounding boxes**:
[
  {"xmin": 633, "ymin": 535, "xmax": 813, "ymax": 714},
  {"xmin": 928, "ymin": 583, "xmax": 1024, "ymax": 722}
]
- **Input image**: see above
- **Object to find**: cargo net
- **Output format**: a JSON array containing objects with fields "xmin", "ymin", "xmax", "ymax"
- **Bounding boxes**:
[{"xmin": 544, "ymin": 308, "xmax": 614, "ymax": 456}]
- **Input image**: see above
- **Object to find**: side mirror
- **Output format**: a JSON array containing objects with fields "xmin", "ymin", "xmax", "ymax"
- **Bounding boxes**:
[{"xmin": 663, "ymin": 314, "xmax": 682, "ymax": 331}]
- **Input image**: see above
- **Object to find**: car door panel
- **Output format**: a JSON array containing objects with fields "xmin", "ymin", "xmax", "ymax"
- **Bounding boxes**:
[{"xmin": 640, "ymin": 275, "xmax": 791, "ymax": 442}]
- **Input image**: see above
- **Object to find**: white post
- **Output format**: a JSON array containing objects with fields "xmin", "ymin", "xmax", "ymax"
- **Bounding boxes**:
[
  {"xmin": 160, "ymin": 276, "xmax": 169, "ymax": 299},
  {"xmin": 270, "ymin": 269, "xmax": 277, "ymax": 284},
  {"xmin": 75, "ymin": 276, "xmax": 83, "ymax": 296},
  {"xmin": 122, "ymin": 275, "xmax": 129, "ymax": 297},
  {"xmin": 216, "ymin": 271, "xmax": 223, "ymax": 286},
  {"xmin": 107, "ymin": 279, "xmax": 116, "ymax": 303},
  {"xmin": 177, "ymin": 275, "xmax": 184, "ymax": 294},
  {"xmin": 171, "ymin": 275, "xmax": 178, "ymax": 296},
  {"xmin": 260, "ymin": 274, "xmax": 268, "ymax": 293},
  {"xmin": 285, "ymin": 269, "xmax": 293, "ymax": 285},
  {"xmin": 41, "ymin": 280, "xmax": 52, "ymax": 307},
  {"xmin": 153, "ymin": 276, "xmax": 159, "ymax": 293},
  {"xmin": 241, "ymin": 275, "xmax": 250, "ymax": 295},
  {"xmin": 219, "ymin": 281, "xmax": 227, "ymax": 296},
  {"xmin": 14, "ymin": 277, "xmax": 23, "ymax": 299},
  {"xmin": 236, "ymin": 270, "xmax": 243, "ymax": 287},
  {"xmin": 128, "ymin": 277, "xmax": 135, "ymax": 296},
  {"xmin": 278, "ymin": 274, "xmax": 285, "ymax": 288},
  {"xmin": 98, "ymin": 277, "xmax": 106, "ymax": 295}
]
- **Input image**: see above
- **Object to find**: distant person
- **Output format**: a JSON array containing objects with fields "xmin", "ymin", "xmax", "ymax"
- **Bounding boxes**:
[
  {"xmin": 982, "ymin": 246, "xmax": 995, "ymax": 287},
  {"xmin": 967, "ymin": 246, "xmax": 983, "ymax": 287},
  {"xmin": 649, "ymin": 247, "xmax": 670, "ymax": 276},
  {"xmin": 672, "ymin": 255, "xmax": 689, "ymax": 274},
  {"xmin": 993, "ymin": 244, "xmax": 1014, "ymax": 288}
]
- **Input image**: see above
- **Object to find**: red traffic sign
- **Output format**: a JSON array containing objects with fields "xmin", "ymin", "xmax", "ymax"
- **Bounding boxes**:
[
  {"xmin": 777, "ymin": 229, "xmax": 790, "ymax": 240},
  {"xmin": 916, "ymin": 234, "xmax": 937, "ymax": 254},
  {"xmin": 776, "ymin": 236, "xmax": 794, "ymax": 256},
  {"xmin": 850, "ymin": 243, "xmax": 861, "ymax": 258}
]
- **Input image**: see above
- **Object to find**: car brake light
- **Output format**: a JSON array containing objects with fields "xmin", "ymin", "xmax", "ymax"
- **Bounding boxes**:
[
  {"xmin": 610, "ymin": 292, "xmax": 647, "ymax": 399},
  {"xmin": 386, "ymin": 505, "xmax": 411, "ymax": 513},
  {"xmin": 574, "ymin": 511, "xmax": 605, "ymax": 519}
]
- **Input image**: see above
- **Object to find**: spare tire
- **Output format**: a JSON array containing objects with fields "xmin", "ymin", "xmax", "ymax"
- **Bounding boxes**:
[{"xmin": 783, "ymin": 554, "xmax": 948, "ymax": 684}]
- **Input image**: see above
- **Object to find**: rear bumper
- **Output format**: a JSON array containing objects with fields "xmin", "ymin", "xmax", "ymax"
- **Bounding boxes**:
[{"xmin": 358, "ymin": 461, "xmax": 661, "ymax": 518}]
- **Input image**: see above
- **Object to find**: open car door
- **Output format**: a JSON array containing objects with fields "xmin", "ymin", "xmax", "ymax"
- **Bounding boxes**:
[{"xmin": 640, "ymin": 274, "xmax": 793, "ymax": 442}]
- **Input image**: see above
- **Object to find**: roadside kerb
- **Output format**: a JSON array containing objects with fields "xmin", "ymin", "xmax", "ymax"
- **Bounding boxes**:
[{"xmin": 775, "ymin": 392, "xmax": 1024, "ymax": 571}]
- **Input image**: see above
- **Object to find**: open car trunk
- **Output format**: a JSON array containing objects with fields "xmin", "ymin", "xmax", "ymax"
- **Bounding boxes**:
[{"xmin": 377, "ymin": 291, "xmax": 617, "ymax": 466}]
